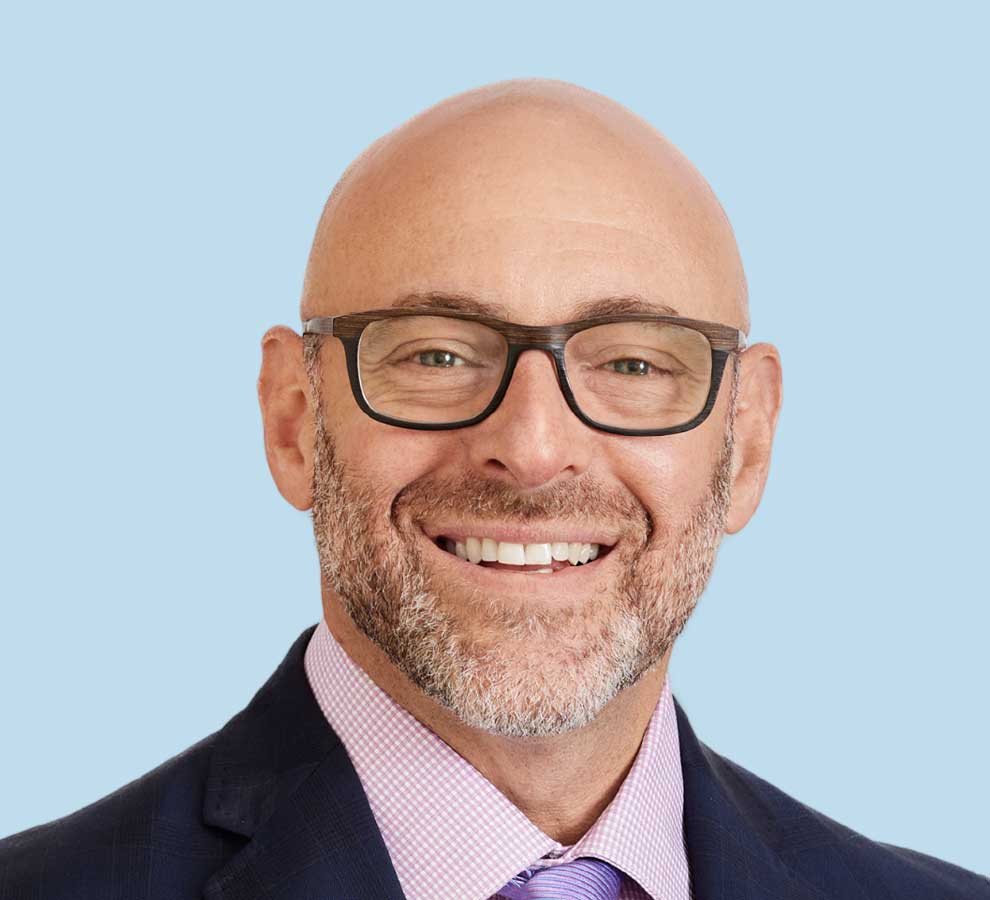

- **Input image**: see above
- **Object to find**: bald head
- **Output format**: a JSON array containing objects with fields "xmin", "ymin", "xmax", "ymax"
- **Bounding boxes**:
[{"xmin": 301, "ymin": 78, "xmax": 749, "ymax": 333}]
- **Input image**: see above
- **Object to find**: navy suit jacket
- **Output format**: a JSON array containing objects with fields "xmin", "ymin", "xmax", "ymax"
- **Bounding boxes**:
[{"xmin": 2, "ymin": 624, "xmax": 987, "ymax": 899}]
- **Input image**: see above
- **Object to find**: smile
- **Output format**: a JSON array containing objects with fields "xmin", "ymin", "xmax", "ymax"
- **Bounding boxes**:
[{"xmin": 426, "ymin": 529, "xmax": 615, "ymax": 575}]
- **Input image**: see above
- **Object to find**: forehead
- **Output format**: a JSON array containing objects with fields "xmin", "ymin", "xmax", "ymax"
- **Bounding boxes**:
[{"xmin": 304, "ymin": 99, "xmax": 747, "ymax": 330}]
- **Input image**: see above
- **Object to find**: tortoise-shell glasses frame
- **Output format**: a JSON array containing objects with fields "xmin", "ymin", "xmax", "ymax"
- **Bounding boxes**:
[{"xmin": 301, "ymin": 306, "xmax": 746, "ymax": 437}]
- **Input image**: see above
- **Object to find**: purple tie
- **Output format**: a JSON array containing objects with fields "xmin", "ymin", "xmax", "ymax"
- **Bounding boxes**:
[{"xmin": 497, "ymin": 857, "xmax": 623, "ymax": 899}]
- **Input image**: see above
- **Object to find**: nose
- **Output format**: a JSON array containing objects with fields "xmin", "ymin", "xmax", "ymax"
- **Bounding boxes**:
[{"xmin": 464, "ymin": 349, "xmax": 594, "ymax": 489}]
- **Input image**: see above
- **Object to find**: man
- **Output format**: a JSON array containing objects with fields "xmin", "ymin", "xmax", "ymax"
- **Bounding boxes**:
[{"xmin": 1, "ymin": 79, "xmax": 985, "ymax": 900}]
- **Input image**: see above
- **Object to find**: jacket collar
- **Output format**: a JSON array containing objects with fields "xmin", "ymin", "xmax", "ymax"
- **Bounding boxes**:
[
  {"xmin": 201, "ymin": 624, "xmax": 405, "ymax": 899},
  {"xmin": 675, "ymin": 696, "xmax": 831, "ymax": 899},
  {"xmin": 203, "ymin": 624, "xmax": 829, "ymax": 900}
]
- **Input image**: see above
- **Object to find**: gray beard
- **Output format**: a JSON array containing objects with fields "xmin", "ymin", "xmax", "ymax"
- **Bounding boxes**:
[{"xmin": 308, "ymin": 368, "xmax": 736, "ymax": 737}]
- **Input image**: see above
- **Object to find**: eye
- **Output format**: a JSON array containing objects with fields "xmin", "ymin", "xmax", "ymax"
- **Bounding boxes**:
[
  {"xmin": 604, "ymin": 358, "xmax": 672, "ymax": 376},
  {"xmin": 416, "ymin": 349, "xmax": 466, "ymax": 368}
]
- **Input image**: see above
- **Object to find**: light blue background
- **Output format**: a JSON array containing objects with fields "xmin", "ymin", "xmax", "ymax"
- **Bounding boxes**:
[{"xmin": 1, "ymin": 0, "xmax": 987, "ymax": 877}]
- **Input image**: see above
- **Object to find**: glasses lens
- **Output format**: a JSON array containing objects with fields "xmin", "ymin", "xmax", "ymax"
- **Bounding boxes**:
[
  {"xmin": 358, "ymin": 316, "xmax": 508, "ymax": 424},
  {"xmin": 565, "ymin": 322, "xmax": 713, "ymax": 430}
]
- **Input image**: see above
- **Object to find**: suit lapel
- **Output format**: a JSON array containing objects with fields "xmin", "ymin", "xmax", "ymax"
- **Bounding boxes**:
[
  {"xmin": 674, "ymin": 697, "xmax": 830, "ymax": 900},
  {"xmin": 201, "ymin": 625, "xmax": 406, "ymax": 900}
]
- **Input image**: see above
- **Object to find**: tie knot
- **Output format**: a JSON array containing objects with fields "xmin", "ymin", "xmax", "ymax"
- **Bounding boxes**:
[{"xmin": 497, "ymin": 856, "xmax": 623, "ymax": 900}]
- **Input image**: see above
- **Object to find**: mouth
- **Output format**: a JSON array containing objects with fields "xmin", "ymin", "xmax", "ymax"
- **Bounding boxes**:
[{"xmin": 425, "ymin": 529, "xmax": 616, "ymax": 576}]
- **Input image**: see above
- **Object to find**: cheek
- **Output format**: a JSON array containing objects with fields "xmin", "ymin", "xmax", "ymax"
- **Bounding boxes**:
[
  {"xmin": 607, "ymin": 426, "xmax": 725, "ymax": 534},
  {"xmin": 333, "ymin": 413, "xmax": 455, "ymax": 504},
  {"xmin": 342, "ymin": 424, "xmax": 424, "ymax": 479}
]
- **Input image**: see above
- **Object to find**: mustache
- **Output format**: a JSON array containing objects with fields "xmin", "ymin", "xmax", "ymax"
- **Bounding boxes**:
[{"xmin": 391, "ymin": 472, "xmax": 652, "ymax": 544}]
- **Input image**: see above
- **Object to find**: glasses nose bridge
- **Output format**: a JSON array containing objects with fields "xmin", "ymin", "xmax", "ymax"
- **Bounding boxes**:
[
  {"xmin": 499, "ymin": 342, "xmax": 570, "ymax": 409},
  {"xmin": 505, "ymin": 323, "xmax": 569, "ymax": 357}
]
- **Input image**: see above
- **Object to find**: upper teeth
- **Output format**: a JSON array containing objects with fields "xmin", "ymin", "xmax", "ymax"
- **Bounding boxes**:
[{"xmin": 444, "ymin": 537, "xmax": 601, "ymax": 566}]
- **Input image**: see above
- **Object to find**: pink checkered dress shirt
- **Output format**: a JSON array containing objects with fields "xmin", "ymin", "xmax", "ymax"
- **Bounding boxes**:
[{"xmin": 304, "ymin": 620, "xmax": 693, "ymax": 900}]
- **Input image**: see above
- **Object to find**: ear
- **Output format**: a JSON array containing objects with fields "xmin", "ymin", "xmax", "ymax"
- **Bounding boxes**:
[
  {"xmin": 257, "ymin": 325, "xmax": 315, "ymax": 511},
  {"xmin": 724, "ymin": 342, "xmax": 783, "ymax": 534}
]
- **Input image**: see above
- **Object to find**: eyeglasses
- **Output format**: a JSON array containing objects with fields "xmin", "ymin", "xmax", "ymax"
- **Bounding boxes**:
[{"xmin": 302, "ymin": 307, "xmax": 746, "ymax": 436}]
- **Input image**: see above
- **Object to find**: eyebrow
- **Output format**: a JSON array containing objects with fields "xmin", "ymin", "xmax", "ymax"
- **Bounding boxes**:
[
  {"xmin": 389, "ymin": 292, "xmax": 681, "ymax": 320},
  {"xmin": 390, "ymin": 292, "xmax": 511, "ymax": 317},
  {"xmin": 572, "ymin": 295, "xmax": 681, "ymax": 318}
]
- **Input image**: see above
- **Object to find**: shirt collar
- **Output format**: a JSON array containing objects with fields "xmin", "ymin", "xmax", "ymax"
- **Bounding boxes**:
[{"xmin": 304, "ymin": 619, "xmax": 691, "ymax": 900}]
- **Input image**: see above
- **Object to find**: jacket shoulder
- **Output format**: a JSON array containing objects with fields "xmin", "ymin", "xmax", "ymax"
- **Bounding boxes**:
[
  {"xmin": 0, "ymin": 731, "xmax": 245, "ymax": 899},
  {"xmin": 710, "ymin": 748, "xmax": 990, "ymax": 899}
]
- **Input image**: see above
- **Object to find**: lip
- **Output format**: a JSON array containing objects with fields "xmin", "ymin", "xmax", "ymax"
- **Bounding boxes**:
[{"xmin": 419, "ymin": 522, "xmax": 620, "ymax": 547}]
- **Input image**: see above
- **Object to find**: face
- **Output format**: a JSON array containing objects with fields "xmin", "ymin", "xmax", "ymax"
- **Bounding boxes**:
[
  {"xmin": 305, "ymin": 340, "xmax": 737, "ymax": 737},
  {"xmin": 286, "ymin": 88, "xmax": 762, "ymax": 738}
]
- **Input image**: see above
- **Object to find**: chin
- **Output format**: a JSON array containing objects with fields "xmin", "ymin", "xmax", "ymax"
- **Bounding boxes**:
[{"xmin": 396, "ymin": 604, "xmax": 650, "ymax": 738}]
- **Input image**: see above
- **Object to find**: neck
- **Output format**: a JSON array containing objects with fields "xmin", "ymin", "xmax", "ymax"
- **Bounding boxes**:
[{"xmin": 321, "ymin": 591, "xmax": 670, "ymax": 845}]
